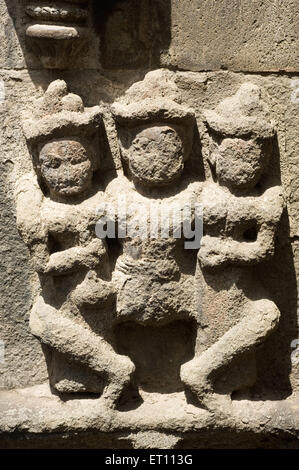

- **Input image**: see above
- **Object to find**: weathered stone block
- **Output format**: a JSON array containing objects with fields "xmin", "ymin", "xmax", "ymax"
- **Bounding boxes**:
[{"xmin": 165, "ymin": 0, "xmax": 298, "ymax": 72}]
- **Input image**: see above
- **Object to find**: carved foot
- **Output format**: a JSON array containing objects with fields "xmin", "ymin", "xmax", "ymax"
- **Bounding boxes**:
[
  {"xmin": 181, "ymin": 358, "xmax": 232, "ymax": 412},
  {"xmin": 101, "ymin": 357, "xmax": 136, "ymax": 409}
]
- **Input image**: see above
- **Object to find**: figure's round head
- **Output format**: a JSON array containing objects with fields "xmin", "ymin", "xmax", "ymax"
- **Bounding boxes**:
[
  {"xmin": 39, "ymin": 138, "xmax": 93, "ymax": 197},
  {"xmin": 128, "ymin": 125, "xmax": 185, "ymax": 187},
  {"xmin": 212, "ymin": 138, "xmax": 267, "ymax": 189}
]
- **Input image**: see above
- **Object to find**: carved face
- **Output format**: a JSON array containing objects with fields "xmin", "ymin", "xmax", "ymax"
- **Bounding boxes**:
[
  {"xmin": 39, "ymin": 138, "xmax": 93, "ymax": 196},
  {"xmin": 213, "ymin": 138, "xmax": 266, "ymax": 189},
  {"xmin": 128, "ymin": 125, "xmax": 185, "ymax": 187}
]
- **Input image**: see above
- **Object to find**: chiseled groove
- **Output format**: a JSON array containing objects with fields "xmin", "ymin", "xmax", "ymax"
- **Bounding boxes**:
[{"xmin": 26, "ymin": 4, "xmax": 88, "ymax": 24}]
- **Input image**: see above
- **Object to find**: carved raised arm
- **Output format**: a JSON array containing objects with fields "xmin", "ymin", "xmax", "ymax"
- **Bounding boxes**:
[{"xmin": 199, "ymin": 186, "xmax": 284, "ymax": 269}]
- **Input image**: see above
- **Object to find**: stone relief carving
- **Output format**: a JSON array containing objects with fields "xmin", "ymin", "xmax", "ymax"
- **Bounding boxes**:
[
  {"xmin": 1, "ymin": 0, "xmax": 297, "ymax": 449},
  {"xmin": 181, "ymin": 83, "xmax": 284, "ymax": 411},
  {"xmin": 15, "ymin": 73, "xmax": 284, "ymax": 416},
  {"xmin": 24, "ymin": 1, "xmax": 90, "ymax": 68}
]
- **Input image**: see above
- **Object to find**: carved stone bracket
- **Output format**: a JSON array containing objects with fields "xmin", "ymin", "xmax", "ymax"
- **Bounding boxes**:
[{"xmin": 23, "ymin": 1, "xmax": 90, "ymax": 68}]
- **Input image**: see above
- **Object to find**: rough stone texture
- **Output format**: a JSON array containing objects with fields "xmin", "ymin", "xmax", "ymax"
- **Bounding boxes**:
[{"xmin": 0, "ymin": 0, "xmax": 298, "ymax": 449}]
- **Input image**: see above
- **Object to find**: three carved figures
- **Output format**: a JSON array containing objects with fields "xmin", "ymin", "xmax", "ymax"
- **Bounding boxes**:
[{"xmin": 15, "ymin": 70, "xmax": 283, "ymax": 413}]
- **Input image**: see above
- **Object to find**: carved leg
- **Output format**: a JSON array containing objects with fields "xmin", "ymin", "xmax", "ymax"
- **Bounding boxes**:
[
  {"xmin": 30, "ymin": 296, "xmax": 135, "ymax": 408},
  {"xmin": 181, "ymin": 298, "xmax": 280, "ymax": 411}
]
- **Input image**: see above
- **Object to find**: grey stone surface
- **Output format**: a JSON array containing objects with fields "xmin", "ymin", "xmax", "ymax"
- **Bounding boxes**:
[{"xmin": 0, "ymin": 71, "xmax": 49, "ymax": 391}]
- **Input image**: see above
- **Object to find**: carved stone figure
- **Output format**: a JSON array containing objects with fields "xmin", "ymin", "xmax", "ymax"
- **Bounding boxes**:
[
  {"xmin": 16, "ymin": 80, "xmax": 134, "ymax": 406},
  {"xmin": 24, "ymin": 1, "xmax": 90, "ymax": 68},
  {"xmin": 109, "ymin": 73, "xmax": 200, "ymax": 330},
  {"xmin": 60, "ymin": 72, "xmax": 197, "ymax": 400},
  {"xmin": 180, "ymin": 83, "xmax": 284, "ymax": 411}
]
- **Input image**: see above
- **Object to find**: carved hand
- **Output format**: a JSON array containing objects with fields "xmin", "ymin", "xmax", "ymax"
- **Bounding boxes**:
[{"xmin": 42, "ymin": 238, "xmax": 106, "ymax": 275}]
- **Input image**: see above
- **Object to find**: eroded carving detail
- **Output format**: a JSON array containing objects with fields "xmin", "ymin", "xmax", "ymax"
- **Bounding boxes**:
[{"xmin": 112, "ymin": 99, "xmax": 195, "ymax": 188}]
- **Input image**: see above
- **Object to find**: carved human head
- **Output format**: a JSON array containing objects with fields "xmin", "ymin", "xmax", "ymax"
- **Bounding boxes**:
[
  {"xmin": 22, "ymin": 80, "xmax": 103, "ymax": 199},
  {"xmin": 39, "ymin": 138, "xmax": 93, "ymax": 197},
  {"xmin": 209, "ymin": 138, "xmax": 267, "ymax": 189}
]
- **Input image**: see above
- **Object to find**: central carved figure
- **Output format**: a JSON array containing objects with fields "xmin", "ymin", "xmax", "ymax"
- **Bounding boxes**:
[{"xmin": 110, "ymin": 87, "xmax": 200, "ymax": 328}]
